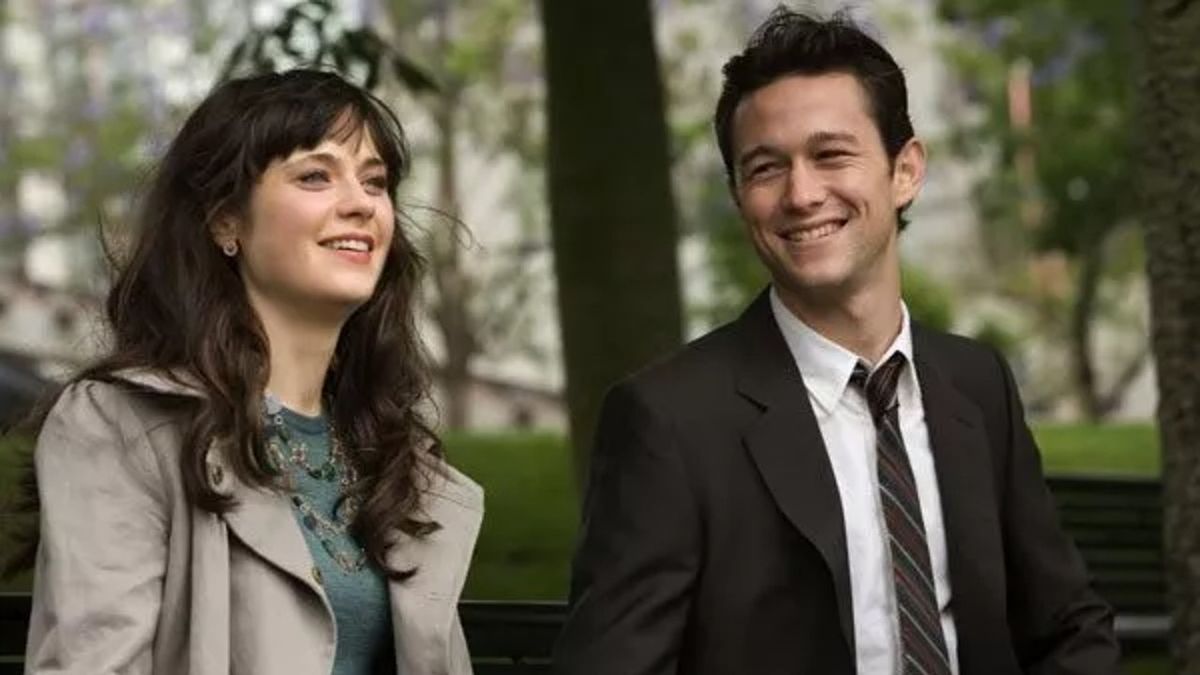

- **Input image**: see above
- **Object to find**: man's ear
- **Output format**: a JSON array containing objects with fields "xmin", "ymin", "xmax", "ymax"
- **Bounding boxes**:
[{"xmin": 891, "ymin": 137, "xmax": 926, "ymax": 212}]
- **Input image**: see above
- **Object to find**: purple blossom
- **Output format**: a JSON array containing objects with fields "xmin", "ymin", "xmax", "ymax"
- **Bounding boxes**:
[
  {"xmin": 980, "ymin": 18, "xmax": 1015, "ymax": 48},
  {"xmin": 66, "ymin": 138, "xmax": 93, "ymax": 170},
  {"xmin": 81, "ymin": 4, "xmax": 110, "ymax": 38},
  {"xmin": 82, "ymin": 98, "xmax": 107, "ymax": 121},
  {"xmin": 1031, "ymin": 29, "xmax": 1103, "ymax": 86}
]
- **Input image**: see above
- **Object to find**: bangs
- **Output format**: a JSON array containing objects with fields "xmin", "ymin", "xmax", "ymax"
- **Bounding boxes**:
[{"xmin": 238, "ymin": 74, "xmax": 410, "ymax": 192}]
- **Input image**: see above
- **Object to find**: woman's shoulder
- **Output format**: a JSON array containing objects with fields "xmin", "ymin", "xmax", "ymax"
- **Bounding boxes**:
[
  {"xmin": 422, "ymin": 456, "xmax": 484, "ymax": 514},
  {"xmin": 36, "ymin": 372, "xmax": 196, "ymax": 505},
  {"xmin": 46, "ymin": 368, "xmax": 200, "ymax": 446}
]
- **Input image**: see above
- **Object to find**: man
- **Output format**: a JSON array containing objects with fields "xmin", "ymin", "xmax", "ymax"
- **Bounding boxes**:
[{"xmin": 553, "ymin": 9, "xmax": 1119, "ymax": 675}]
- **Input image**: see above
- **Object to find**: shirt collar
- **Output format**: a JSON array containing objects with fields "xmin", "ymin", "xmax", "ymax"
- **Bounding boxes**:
[{"xmin": 769, "ymin": 286, "xmax": 915, "ymax": 416}]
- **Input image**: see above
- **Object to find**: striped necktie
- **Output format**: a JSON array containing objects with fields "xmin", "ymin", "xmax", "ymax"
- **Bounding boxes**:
[{"xmin": 850, "ymin": 353, "xmax": 952, "ymax": 675}]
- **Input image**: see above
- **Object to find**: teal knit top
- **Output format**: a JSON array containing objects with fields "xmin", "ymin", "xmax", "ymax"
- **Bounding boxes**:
[{"xmin": 267, "ymin": 403, "xmax": 394, "ymax": 675}]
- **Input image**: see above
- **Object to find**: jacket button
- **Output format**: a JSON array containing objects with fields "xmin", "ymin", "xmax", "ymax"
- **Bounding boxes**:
[
  {"xmin": 312, "ymin": 566, "xmax": 324, "ymax": 585},
  {"xmin": 208, "ymin": 464, "xmax": 224, "ymax": 486}
]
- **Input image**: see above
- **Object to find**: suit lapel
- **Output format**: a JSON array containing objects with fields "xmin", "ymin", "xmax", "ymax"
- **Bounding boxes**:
[
  {"xmin": 912, "ymin": 329, "xmax": 1006, "ymax": 671},
  {"xmin": 388, "ymin": 463, "xmax": 484, "ymax": 675},
  {"xmin": 734, "ymin": 292, "xmax": 856, "ymax": 653}
]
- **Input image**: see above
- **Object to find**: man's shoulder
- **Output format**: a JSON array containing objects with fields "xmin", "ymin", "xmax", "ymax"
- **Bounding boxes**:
[
  {"xmin": 912, "ymin": 322, "xmax": 1017, "ymax": 408},
  {"xmin": 913, "ymin": 323, "xmax": 1002, "ymax": 369},
  {"xmin": 615, "ymin": 317, "xmax": 744, "ymax": 406}
]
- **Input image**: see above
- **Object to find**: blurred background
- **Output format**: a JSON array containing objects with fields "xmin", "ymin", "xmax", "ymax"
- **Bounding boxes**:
[{"xmin": 0, "ymin": 0, "xmax": 1176, "ymax": 671}]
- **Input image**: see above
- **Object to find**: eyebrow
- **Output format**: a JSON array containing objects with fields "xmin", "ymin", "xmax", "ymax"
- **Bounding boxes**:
[
  {"xmin": 291, "ymin": 151, "xmax": 386, "ymax": 172},
  {"xmin": 806, "ymin": 131, "xmax": 859, "ymax": 147}
]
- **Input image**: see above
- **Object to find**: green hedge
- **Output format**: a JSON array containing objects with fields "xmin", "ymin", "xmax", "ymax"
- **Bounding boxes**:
[
  {"xmin": 1033, "ymin": 424, "xmax": 1159, "ymax": 477},
  {"xmin": 445, "ymin": 432, "xmax": 578, "ymax": 600},
  {"xmin": 0, "ymin": 425, "xmax": 1159, "ymax": 599}
]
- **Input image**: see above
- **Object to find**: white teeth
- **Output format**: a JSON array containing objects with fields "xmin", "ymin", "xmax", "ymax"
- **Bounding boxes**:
[
  {"xmin": 324, "ymin": 239, "xmax": 369, "ymax": 252},
  {"xmin": 785, "ymin": 222, "xmax": 843, "ymax": 242}
]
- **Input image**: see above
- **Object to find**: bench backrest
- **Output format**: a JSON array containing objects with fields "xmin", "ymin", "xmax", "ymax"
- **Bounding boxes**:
[{"xmin": 1047, "ymin": 474, "xmax": 1164, "ymax": 616}]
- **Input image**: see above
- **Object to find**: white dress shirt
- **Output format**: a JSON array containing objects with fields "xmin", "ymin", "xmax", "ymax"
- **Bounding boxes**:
[{"xmin": 770, "ymin": 288, "xmax": 959, "ymax": 675}]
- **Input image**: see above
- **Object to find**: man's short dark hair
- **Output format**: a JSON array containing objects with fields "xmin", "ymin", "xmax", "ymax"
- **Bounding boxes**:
[{"xmin": 714, "ymin": 7, "xmax": 916, "ymax": 192}]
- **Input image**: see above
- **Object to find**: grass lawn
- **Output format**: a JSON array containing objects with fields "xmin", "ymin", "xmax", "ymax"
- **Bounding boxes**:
[
  {"xmin": 1033, "ymin": 423, "xmax": 1160, "ymax": 477},
  {"xmin": 0, "ymin": 424, "xmax": 1161, "ymax": 598},
  {"xmin": 0, "ymin": 423, "xmax": 1167, "ymax": 670},
  {"xmin": 454, "ymin": 423, "xmax": 1161, "ymax": 600}
]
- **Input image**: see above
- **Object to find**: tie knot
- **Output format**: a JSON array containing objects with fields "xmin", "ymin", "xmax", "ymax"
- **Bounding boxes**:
[{"xmin": 849, "ymin": 351, "xmax": 907, "ymax": 420}]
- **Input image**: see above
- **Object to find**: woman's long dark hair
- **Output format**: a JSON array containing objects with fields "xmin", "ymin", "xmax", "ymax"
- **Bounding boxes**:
[{"xmin": 12, "ymin": 69, "xmax": 441, "ymax": 578}]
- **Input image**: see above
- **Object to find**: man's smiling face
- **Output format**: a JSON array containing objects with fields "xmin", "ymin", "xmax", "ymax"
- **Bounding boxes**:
[{"xmin": 731, "ymin": 71, "xmax": 923, "ymax": 303}]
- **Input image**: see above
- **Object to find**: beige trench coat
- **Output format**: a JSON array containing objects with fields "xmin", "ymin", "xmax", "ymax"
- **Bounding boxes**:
[{"xmin": 24, "ymin": 369, "xmax": 484, "ymax": 675}]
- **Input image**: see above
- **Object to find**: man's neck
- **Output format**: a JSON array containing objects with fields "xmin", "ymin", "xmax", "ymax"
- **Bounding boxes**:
[{"xmin": 775, "ymin": 284, "xmax": 904, "ymax": 365}]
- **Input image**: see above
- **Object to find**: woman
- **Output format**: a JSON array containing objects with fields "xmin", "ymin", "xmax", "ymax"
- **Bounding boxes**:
[{"xmin": 23, "ymin": 69, "xmax": 482, "ymax": 675}]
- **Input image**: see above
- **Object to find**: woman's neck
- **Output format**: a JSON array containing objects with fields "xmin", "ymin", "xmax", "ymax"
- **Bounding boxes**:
[{"xmin": 252, "ymin": 297, "xmax": 344, "ymax": 417}]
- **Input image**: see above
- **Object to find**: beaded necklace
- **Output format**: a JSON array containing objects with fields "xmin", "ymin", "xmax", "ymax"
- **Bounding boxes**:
[{"xmin": 263, "ymin": 394, "xmax": 368, "ymax": 573}]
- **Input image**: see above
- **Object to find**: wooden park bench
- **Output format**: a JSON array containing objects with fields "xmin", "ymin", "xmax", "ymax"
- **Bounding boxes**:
[
  {"xmin": 1046, "ymin": 474, "xmax": 1167, "ymax": 653},
  {"xmin": 0, "ymin": 475, "xmax": 1168, "ymax": 671}
]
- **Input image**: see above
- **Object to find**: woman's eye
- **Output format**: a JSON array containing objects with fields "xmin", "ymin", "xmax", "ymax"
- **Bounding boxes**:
[
  {"xmin": 298, "ymin": 170, "xmax": 330, "ymax": 184},
  {"xmin": 363, "ymin": 175, "xmax": 389, "ymax": 193}
]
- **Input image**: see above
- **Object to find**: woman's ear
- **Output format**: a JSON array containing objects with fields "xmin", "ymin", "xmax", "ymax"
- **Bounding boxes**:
[{"xmin": 210, "ymin": 216, "xmax": 240, "ymax": 257}]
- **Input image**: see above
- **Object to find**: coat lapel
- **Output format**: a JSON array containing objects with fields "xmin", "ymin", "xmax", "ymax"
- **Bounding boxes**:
[
  {"xmin": 109, "ymin": 368, "xmax": 330, "ymax": 599},
  {"xmin": 107, "ymin": 367, "xmax": 485, "ymax": 673},
  {"xmin": 218, "ymin": 454, "xmax": 328, "ymax": 599},
  {"xmin": 734, "ymin": 292, "xmax": 856, "ymax": 654},
  {"xmin": 387, "ymin": 463, "xmax": 484, "ymax": 675},
  {"xmin": 911, "ymin": 329, "xmax": 1006, "ymax": 672}
]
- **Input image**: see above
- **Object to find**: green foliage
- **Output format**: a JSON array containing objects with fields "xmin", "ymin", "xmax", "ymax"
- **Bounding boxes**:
[
  {"xmin": 937, "ymin": 0, "xmax": 1147, "ymax": 419},
  {"xmin": 1121, "ymin": 656, "xmax": 1170, "ymax": 675},
  {"xmin": 0, "ymin": 433, "xmax": 33, "ymax": 592},
  {"xmin": 7, "ymin": 137, "xmax": 65, "ymax": 172},
  {"xmin": 970, "ymin": 316, "xmax": 1021, "ymax": 356},
  {"xmin": 693, "ymin": 164, "xmax": 767, "ymax": 326},
  {"xmin": 901, "ymin": 265, "xmax": 955, "ymax": 332},
  {"xmin": 939, "ymin": 0, "xmax": 1137, "ymax": 255}
]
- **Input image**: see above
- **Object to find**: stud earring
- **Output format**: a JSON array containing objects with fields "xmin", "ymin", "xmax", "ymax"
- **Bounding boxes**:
[{"xmin": 221, "ymin": 240, "xmax": 239, "ymax": 257}]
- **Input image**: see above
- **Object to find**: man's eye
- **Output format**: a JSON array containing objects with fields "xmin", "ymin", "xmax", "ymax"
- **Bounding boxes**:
[{"xmin": 749, "ymin": 162, "xmax": 780, "ymax": 177}]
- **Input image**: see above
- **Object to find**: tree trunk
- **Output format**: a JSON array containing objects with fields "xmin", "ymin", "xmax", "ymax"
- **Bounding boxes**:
[
  {"xmin": 538, "ymin": 0, "xmax": 683, "ymax": 484},
  {"xmin": 1138, "ymin": 0, "xmax": 1200, "ymax": 670},
  {"xmin": 1070, "ymin": 238, "xmax": 1104, "ymax": 420},
  {"xmin": 430, "ymin": 82, "xmax": 476, "ymax": 430},
  {"xmin": 429, "ymin": 5, "xmax": 476, "ymax": 430}
]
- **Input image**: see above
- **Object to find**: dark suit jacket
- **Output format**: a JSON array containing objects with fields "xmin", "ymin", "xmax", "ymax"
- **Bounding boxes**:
[{"xmin": 554, "ymin": 291, "xmax": 1120, "ymax": 675}]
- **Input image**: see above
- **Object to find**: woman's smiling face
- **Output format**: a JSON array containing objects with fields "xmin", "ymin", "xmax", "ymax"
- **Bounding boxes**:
[{"xmin": 222, "ymin": 125, "xmax": 396, "ymax": 320}]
